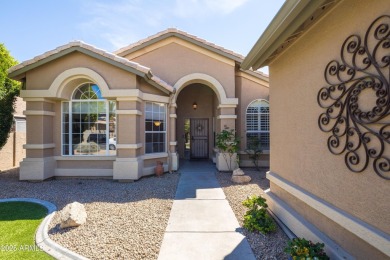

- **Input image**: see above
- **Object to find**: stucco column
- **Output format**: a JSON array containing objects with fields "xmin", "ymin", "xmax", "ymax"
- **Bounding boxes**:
[
  {"xmin": 20, "ymin": 99, "xmax": 56, "ymax": 181},
  {"xmin": 169, "ymin": 103, "xmax": 179, "ymax": 171},
  {"xmin": 215, "ymin": 105, "xmax": 238, "ymax": 171},
  {"xmin": 113, "ymin": 98, "xmax": 143, "ymax": 181}
]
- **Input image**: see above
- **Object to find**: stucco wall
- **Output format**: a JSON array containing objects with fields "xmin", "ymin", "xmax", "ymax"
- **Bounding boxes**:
[
  {"xmin": 269, "ymin": 0, "xmax": 389, "ymax": 256},
  {"xmin": 26, "ymin": 52, "xmax": 137, "ymax": 91},
  {"xmin": 235, "ymin": 73, "xmax": 269, "ymax": 150},
  {"xmin": 129, "ymin": 41, "xmax": 236, "ymax": 98},
  {"xmin": 0, "ymin": 132, "xmax": 26, "ymax": 170}
]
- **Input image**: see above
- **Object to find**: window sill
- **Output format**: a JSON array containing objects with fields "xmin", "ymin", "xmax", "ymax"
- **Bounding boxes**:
[
  {"xmin": 142, "ymin": 152, "xmax": 169, "ymax": 160},
  {"xmin": 238, "ymin": 150, "xmax": 270, "ymax": 155},
  {"xmin": 54, "ymin": 156, "xmax": 117, "ymax": 161}
]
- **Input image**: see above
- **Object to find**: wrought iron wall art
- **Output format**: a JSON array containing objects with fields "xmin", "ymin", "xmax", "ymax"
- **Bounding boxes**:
[{"xmin": 317, "ymin": 15, "xmax": 390, "ymax": 179}]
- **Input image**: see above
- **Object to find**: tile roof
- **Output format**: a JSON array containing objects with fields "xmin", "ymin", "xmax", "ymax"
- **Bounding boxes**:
[
  {"xmin": 8, "ymin": 41, "xmax": 173, "ymax": 93},
  {"xmin": 114, "ymin": 28, "xmax": 246, "ymax": 61}
]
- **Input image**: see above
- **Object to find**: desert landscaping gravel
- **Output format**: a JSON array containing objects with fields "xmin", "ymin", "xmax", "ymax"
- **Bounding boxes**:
[
  {"xmin": 216, "ymin": 168, "xmax": 289, "ymax": 260},
  {"xmin": 1, "ymin": 166, "xmax": 289, "ymax": 259},
  {"xmin": 0, "ymin": 168, "xmax": 179, "ymax": 260}
]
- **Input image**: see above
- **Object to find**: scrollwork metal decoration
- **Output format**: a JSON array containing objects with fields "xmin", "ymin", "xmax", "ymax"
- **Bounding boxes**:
[{"xmin": 318, "ymin": 15, "xmax": 390, "ymax": 179}]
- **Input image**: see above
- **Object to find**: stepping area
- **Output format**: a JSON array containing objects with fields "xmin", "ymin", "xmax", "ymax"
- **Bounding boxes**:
[{"xmin": 158, "ymin": 161, "xmax": 255, "ymax": 260}]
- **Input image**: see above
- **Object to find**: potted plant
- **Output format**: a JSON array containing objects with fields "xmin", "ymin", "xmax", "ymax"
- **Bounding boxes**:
[
  {"xmin": 215, "ymin": 128, "xmax": 240, "ymax": 171},
  {"xmin": 284, "ymin": 237, "xmax": 329, "ymax": 260},
  {"xmin": 155, "ymin": 161, "xmax": 164, "ymax": 177}
]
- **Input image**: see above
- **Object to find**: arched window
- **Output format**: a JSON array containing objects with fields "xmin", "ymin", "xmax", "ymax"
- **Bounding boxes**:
[
  {"xmin": 62, "ymin": 83, "xmax": 116, "ymax": 155},
  {"xmin": 246, "ymin": 99, "xmax": 269, "ymax": 150}
]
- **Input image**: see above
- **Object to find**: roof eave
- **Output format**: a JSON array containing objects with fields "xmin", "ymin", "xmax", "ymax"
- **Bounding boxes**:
[
  {"xmin": 116, "ymin": 31, "xmax": 244, "ymax": 63},
  {"xmin": 241, "ymin": 0, "xmax": 333, "ymax": 70},
  {"xmin": 8, "ymin": 45, "xmax": 174, "ymax": 94}
]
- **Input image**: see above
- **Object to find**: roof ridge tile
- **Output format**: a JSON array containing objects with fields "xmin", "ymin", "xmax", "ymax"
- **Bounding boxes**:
[
  {"xmin": 114, "ymin": 28, "xmax": 245, "ymax": 60},
  {"xmin": 8, "ymin": 40, "xmax": 173, "ymax": 93}
]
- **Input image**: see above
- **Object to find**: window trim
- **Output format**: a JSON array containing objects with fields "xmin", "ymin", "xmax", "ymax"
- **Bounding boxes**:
[
  {"xmin": 144, "ymin": 101, "xmax": 167, "ymax": 154},
  {"xmin": 61, "ymin": 83, "xmax": 116, "ymax": 156},
  {"xmin": 245, "ymin": 99, "xmax": 270, "ymax": 150}
]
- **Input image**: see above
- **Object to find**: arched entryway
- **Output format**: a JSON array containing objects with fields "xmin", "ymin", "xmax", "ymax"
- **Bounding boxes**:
[
  {"xmin": 176, "ymin": 83, "xmax": 218, "ymax": 160},
  {"xmin": 168, "ymin": 73, "xmax": 238, "ymax": 170}
]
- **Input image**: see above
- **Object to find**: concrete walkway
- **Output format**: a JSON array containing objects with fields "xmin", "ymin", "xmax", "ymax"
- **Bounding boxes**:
[{"xmin": 158, "ymin": 160, "xmax": 255, "ymax": 260}]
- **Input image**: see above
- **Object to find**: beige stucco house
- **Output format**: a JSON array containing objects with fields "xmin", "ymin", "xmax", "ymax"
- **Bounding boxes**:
[
  {"xmin": 8, "ymin": 29, "xmax": 269, "ymax": 181},
  {"xmin": 243, "ymin": 0, "xmax": 389, "ymax": 259}
]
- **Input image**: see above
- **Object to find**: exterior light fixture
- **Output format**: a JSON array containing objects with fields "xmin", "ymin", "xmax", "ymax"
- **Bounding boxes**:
[
  {"xmin": 154, "ymin": 121, "xmax": 161, "ymax": 127},
  {"xmin": 193, "ymin": 102, "xmax": 197, "ymax": 110}
]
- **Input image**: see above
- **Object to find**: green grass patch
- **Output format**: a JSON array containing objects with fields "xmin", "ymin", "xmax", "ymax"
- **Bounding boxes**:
[{"xmin": 0, "ymin": 201, "xmax": 53, "ymax": 259}]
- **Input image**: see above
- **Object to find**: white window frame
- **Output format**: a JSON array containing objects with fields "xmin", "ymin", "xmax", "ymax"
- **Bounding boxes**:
[
  {"xmin": 145, "ymin": 102, "xmax": 167, "ymax": 154},
  {"xmin": 61, "ymin": 83, "xmax": 116, "ymax": 156},
  {"xmin": 246, "ymin": 99, "xmax": 270, "ymax": 150}
]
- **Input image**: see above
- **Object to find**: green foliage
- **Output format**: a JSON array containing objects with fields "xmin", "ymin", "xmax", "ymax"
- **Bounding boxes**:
[
  {"xmin": 216, "ymin": 128, "xmax": 240, "ymax": 171},
  {"xmin": 0, "ymin": 43, "xmax": 20, "ymax": 149},
  {"xmin": 0, "ymin": 202, "xmax": 53, "ymax": 259},
  {"xmin": 245, "ymin": 136, "xmax": 263, "ymax": 170},
  {"xmin": 242, "ymin": 195, "xmax": 276, "ymax": 234},
  {"xmin": 284, "ymin": 237, "xmax": 329, "ymax": 260}
]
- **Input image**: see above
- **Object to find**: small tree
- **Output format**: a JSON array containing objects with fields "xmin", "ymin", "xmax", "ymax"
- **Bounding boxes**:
[
  {"xmin": 216, "ymin": 128, "xmax": 240, "ymax": 171},
  {"xmin": 245, "ymin": 136, "xmax": 263, "ymax": 170},
  {"xmin": 0, "ymin": 44, "xmax": 19, "ymax": 149}
]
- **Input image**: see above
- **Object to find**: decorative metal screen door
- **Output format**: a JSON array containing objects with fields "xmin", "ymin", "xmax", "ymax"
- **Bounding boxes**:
[{"xmin": 190, "ymin": 119, "xmax": 209, "ymax": 159}]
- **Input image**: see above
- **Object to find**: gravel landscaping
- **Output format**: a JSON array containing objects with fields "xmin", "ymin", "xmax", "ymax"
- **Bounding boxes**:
[
  {"xmin": 1, "ymin": 166, "xmax": 289, "ymax": 259},
  {"xmin": 0, "ymin": 168, "xmax": 179, "ymax": 260},
  {"xmin": 216, "ymin": 168, "xmax": 289, "ymax": 260}
]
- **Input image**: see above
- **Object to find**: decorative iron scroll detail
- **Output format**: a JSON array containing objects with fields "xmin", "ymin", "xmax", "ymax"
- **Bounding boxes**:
[{"xmin": 317, "ymin": 15, "xmax": 390, "ymax": 180}]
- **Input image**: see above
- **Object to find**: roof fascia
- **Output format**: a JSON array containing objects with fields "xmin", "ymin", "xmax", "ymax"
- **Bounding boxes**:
[
  {"xmin": 8, "ymin": 47, "xmax": 147, "ymax": 79},
  {"xmin": 241, "ymin": 0, "xmax": 329, "ymax": 70},
  {"xmin": 238, "ymin": 69, "xmax": 269, "ymax": 82},
  {"xmin": 117, "ymin": 32, "xmax": 243, "ymax": 62}
]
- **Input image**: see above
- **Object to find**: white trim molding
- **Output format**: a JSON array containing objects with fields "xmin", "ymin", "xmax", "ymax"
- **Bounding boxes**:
[
  {"xmin": 53, "ymin": 67, "xmax": 110, "ymax": 99},
  {"xmin": 23, "ymin": 97, "xmax": 56, "ymax": 103},
  {"xmin": 217, "ymin": 104, "xmax": 237, "ymax": 109},
  {"xmin": 23, "ymin": 143, "xmax": 55, "ymax": 149},
  {"xmin": 169, "ymin": 142, "xmax": 177, "ymax": 146},
  {"xmin": 142, "ymin": 152, "xmax": 169, "ymax": 160},
  {"xmin": 24, "ymin": 110, "xmax": 55, "ymax": 116},
  {"xmin": 143, "ymin": 93, "xmax": 170, "ymax": 103},
  {"xmin": 116, "ymin": 110, "xmax": 142, "ymax": 115},
  {"xmin": 54, "ymin": 156, "xmax": 116, "ymax": 161},
  {"xmin": 169, "ymin": 114, "xmax": 177, "ymax": 118},
  {"xmin": 267, "ymin": 171, "xmax": 390, "ymax": 257},
  {"xmin": 116, "ymin": 143, "xmax": 143, "ymax": 149},
  {"xmin": 172, "ymin": 73, "xmax": 238, "ymax": 106},
  {"xmin": 116, "ymin": 97, "xmax": 142, "ymax": 103},
  {"xmin": 217, "ymin": 115, "xmax": 237, "ymax": 119}
]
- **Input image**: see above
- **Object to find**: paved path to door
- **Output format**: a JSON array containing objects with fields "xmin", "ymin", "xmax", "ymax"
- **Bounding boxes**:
[{"xmin": 158, "ymin": 161, "xmax": 255, "ymax": 260}]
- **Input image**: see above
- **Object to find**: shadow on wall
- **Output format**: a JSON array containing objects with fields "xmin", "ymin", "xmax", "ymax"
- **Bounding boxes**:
[{"xmin": 0, "ymin": 132, "xmax": 26, "ymax": 171}]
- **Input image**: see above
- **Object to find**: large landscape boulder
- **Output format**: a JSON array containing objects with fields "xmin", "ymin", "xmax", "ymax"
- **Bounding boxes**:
[
  {"xmin": 231, "ymin": 175, "xmax": 252, "ymax": 184},
  {"xmin": 60, "ymin": 202, "xmax": 87, "ymax": 229},
  {"xmin": 232, "ymin": 168, "xmax": 245, "ymax": 176}
]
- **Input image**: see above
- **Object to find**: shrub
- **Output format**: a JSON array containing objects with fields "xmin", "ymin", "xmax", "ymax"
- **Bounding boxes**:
[
  {"xmin": 216, "ymin": 128, "xmax": 240, "ymax": 171},
  {"xmin": 284, "ymin": 237, "xmax": 329, "ymax": 260},
  {"xmin": 242, "ymin": 195, "xmax": 276, "ymax": 234},
  {"xmin": 245, "ymin": 135, "xmax": 263, "ymax": 170}
]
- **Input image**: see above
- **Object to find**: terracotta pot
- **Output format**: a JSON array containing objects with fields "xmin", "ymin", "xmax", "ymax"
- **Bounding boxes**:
[{"xmin": 155, "ymin": 161, "xmax": 164, "ymax": 177}]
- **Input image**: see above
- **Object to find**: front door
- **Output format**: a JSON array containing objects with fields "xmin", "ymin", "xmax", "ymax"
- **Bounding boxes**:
[{"xmin": 190, "ymin": 118, "xmax": 209, "ymax": 159}]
